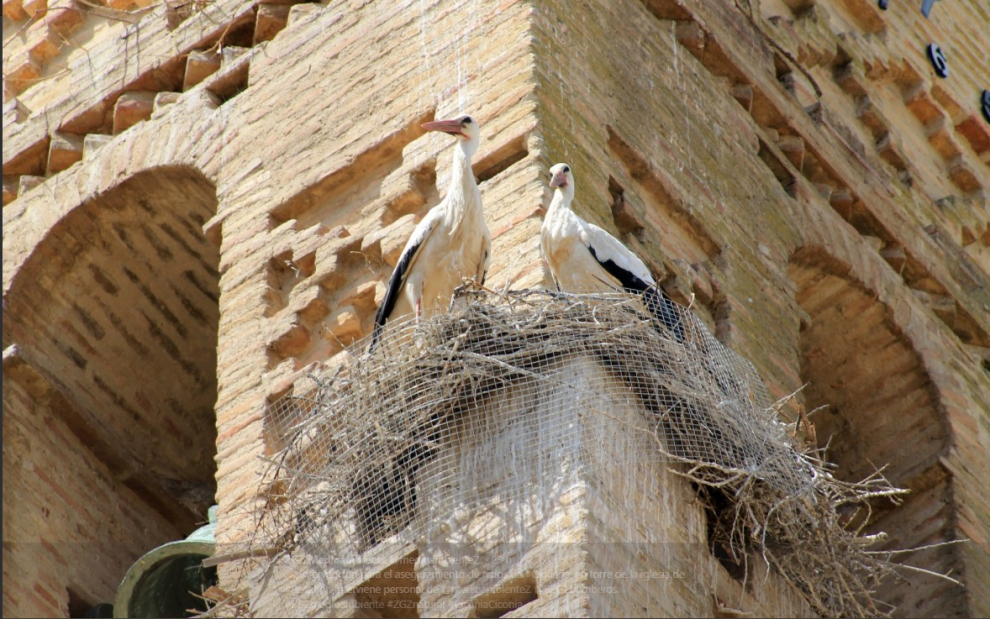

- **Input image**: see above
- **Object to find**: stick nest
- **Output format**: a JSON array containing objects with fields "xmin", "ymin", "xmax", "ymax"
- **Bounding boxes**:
[{"xmin": 254, "ymin": 286, "xmax": 907, "ymax": 617}]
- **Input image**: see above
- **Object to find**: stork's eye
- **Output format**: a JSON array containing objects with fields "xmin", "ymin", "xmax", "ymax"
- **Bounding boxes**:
[
  {"xmin": 563, "ymin": 166, "xmax": 570, "ymax": 173},
  {"xmin": 462, "ymin": 116, "xmax": 473, "ymax": 125}
]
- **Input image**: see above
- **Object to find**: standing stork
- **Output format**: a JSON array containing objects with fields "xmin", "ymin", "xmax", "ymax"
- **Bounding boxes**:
[
  {"xmin": 540, "ymin": 162, "xmax": 685, "ymax": 342},
  {"xmin": 369, "ymin": 115, "xmax": 491, "ymax": 352}
]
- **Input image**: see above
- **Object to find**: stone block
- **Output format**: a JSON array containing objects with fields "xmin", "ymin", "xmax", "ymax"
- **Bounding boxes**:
[
  {"xmin": 21, "ymin": 0, "xmax": 44, "ymax": 17},
  {"xmin": 960, "ymin": 225, "xmax": 977, "ymax": 247},
  {"xmin": 777, "ymin": 134, "xmax": 805, "ymax": 171},
  {"xmin": 729, "ymin": 83, "xmax": 753, "ymax": 112},
  {"xmin": 324, "ymin": 304, "xmax": 363, "ymax": 344},
  {"xmin": 3, "ymin": 0, "xmax": 27, "ymax": 20},
  {"xmin": 183, "ymin": 50, "xmax": 222, "ymax": 91},
  {"xmin": 926, "ymin": 116, "xmax": 962, "ymax": 160},
  {"xmin": 25, "ymin": 21, "xmax": 61, "ymax": 62},
  {"xmin": 836, "ymin": 0, "xmax": 885, "ymax": 33},
  {"xmin": 947, "ymin": 158, "xmax": 982, "ymax": 193},
  {"xmin": 221, "ymin": 45, "xmax": 249, "ymax": 67},
  {"xmin": 152, "ymin": 91, "xmax": 181, "ymax": 118},
  {"xmin": 813, "ymin": 183, "xmax": 832, "ymax": 200},
  {"xmin": 82, "ymin": 134, "xmax": 113, "ymax": 160},
  {"xmin": 17, "ymin": 175, "xmax": 44, "ymax": 195},
  {"xmin": 3, "ymin": 98, "xmax": 29, "ymax": 125},
  {"xmin": 829, "ymin": 188, "xmax": 854, "ymax": 220},
  {"xmin": 112, "ymin": 91, "xmax": 155, "ymax": 134},
  {"xmin": 42, "ymin": 1, "xmax": 82, "ymax": 32},
  {"xmin": 47, "ymin": 131, "xmax": 83, "ymax": 173},
  {"xmin": 338, "ymin": 281, "xmax": 379, "ymax": 314},
  {"xmin": 5, "ymin": 55, "xmax": 41, "ymax": 94},
  {"xmin": 286, "ymin": 2, "xmax": 320, "ymax": 29},
  {"xmin": 955, "ymin": 113, "xmax": 990, "ymax": 156},
  {"xmin": 674, "ymin": 21, "xmax": 705, "ymax": 56},
  {"xmin": 297, "ymin": 293, "xmax": 329, "ymax": 324},
  {"xmin": 270, "ymin": 322, "xmax": 311, "ymax": 358},
  {"xmin": 876, "ymin": 133, "xmax": 905, "ymax": 170},
  {"xmin": 689, "ymin": 262, "xmax": 715, "ymax": 306},
  {"xmin": 58, "ymin": 101, "xmax": 110, "ymax": 135},
  {"xmin": 3, "ymin": 177, "xmax": 18, "ymax": 206},
  {"xmin": 903, "ymin": 82, "xmax": 941, "ymax": 126},
  {"xmin": 254, "ymin": 3, "xmax": 290, "ymax": 44},
  {"xmin": 833, "ymin": 62, "xmax": 867, "ymax": 97},
  {"xmin": 363, "ymin": 214, "xmax": 416, "ymax": 267},
  {"xmin": 855, "ymin": 95, "xmax": 890, "ymax": 138}
]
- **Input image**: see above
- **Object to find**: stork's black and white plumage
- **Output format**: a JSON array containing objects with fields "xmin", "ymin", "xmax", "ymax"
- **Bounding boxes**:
[
  {"xmin": 540, "ymin": 162, "xmax": 684, "ymax": 342},
  {"xmin": 369, "ymin": 115, "xmax": 491, "ymax": 351}
]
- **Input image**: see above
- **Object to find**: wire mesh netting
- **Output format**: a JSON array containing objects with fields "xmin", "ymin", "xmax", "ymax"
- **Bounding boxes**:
[{"xmin": 236, "ymin": 286, "xmax": 905, "ymax": 618}]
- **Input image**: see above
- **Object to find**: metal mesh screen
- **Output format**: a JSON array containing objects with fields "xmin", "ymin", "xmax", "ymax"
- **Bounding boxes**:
[{"xmin": 238, "ymin": 287, "xmax": 903, "ymax": 618}]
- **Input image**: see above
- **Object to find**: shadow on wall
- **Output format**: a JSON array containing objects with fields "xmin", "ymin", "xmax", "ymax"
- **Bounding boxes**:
[
  {"xmin": 3, "ymin": 165, "xmax": 222, "ymax": 614},
  {"xmin": 789, "ymin": 245, "xmax": 963, "ymax": 618}
]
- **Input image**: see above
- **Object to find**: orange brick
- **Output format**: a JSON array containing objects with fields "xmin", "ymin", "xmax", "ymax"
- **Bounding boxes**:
[
  {"xmin": 59, "ymin": 101, "xmax": 110, "ymax": 134},
  {"xmin": 25, "ymin": 21, "xmax": 62, "ymax": 63},
  {"xmin": 3, "ymin": 0, "xmax": 27, "ymax": 20},
  {"xmin": 269, "ymin": 322, "xmax": 310, "ymax": 358},
  {"xmin": 183, "ymin": 50, "xmax": 221, "ymax": 91},
  {"xmin": 955, "ymin": 113, "xmax": 990, "ymax": 156},
  {"xmin": 3, "ymin": 177, "xmax": 18, "ymax": 206},
  {"xmin": 5, "ymin": 55, "xmax": 42, "ymax": 94},
  {"xmin": 47, "ymin": 132, "xmax": 83, "ymax": 174},
  {"xmin": 42, "ymin": 2, "xmax": 82, "ymax": 33},
  {"xmin": 112, "ymin": 91, "xmax": 155, "ymax": 134},
  {"xmin": 21, "ymin": 0, "xmax": 45, "ymax": 17},
  {"xmin": 254, "ymin": 3, "xmax": 290, "ymax": 44},
  {"xmin": 948, "ymin": 158, "xmax": 982, "ymax": 192}
]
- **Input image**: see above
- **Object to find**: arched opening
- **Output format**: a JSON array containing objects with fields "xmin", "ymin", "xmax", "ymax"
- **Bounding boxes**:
[
  {"xmin": 789, "ymin": 246, "xmax": 964, "ymax": 618},
  {"xmin": 2, "ymin": 165, "xmax": 220, "ymax": 616}
]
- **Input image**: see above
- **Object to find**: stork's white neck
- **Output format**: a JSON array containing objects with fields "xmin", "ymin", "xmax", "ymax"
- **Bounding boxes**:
[
  {"xmin": 547, "ymin": 186, "xmax": 574, "ymax": 216},
  {"xmin": 443, "ymin": 138, "xmax": 482, "ymax": 229}
]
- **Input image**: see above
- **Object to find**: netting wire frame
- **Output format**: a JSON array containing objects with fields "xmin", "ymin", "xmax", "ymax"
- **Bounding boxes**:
[{"xmin": 241, "ymin": 286, "xmax": 904, "ymax": 618}]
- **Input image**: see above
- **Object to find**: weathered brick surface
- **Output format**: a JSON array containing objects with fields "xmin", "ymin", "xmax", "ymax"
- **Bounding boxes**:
[
  {"xmin": 3, "ymin": 0, "xmax": 989, "ymax": 617},
  {"xmin": 253, "ymin": 3, "xmax": 290, "ymax": 44},
  {"xmin": 111, "ymin": 91, "xmax": 156, "ymax": 134},
  {"xmin": 183, "ymin": 50, "xmax": 222, "ymax": 91},
  {"xmin": 2, "ymin": 354, "xmax": 185, "ymax": 617},
  {"xmin": 46, "ymin": 131, "xmax": 83, "ymax": 173}
]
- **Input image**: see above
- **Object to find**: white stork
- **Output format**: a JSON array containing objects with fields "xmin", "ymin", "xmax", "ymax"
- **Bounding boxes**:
[
  {"xmin": 540, "ymin": 162, "xmax": 685, "ymax": 342},
  {"xmin": 369, "ymin": 115, "xmax": 491, "ymax": 351}
]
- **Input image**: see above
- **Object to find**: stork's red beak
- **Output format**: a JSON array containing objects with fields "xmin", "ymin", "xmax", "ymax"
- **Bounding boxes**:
[
  {"xmin": 549, "ymin": 170, "xmax": 568, "ymax": 188},
  {"xmin": 422, "ymin": 119, "xmax": 465, "ymax": 137}
]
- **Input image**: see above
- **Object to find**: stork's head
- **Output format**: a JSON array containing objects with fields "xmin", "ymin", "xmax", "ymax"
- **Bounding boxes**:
[
  {"xmin": 422, "ymin": 115, "xmax": 481, "ymax": 155},
  {"xmin": 549, "ymin": 163, "xmax": 575, "ymax": 200}
]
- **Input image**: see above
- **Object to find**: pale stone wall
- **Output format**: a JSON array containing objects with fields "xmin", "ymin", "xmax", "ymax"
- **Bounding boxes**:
[{"xmin": 3, "ymin": 0, "xmax": 989, "ymax": 616}]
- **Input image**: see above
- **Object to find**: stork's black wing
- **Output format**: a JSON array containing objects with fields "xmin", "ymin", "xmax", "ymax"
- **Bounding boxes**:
[
  {"xmin": 588, "ymin": 244, "xmax": 685, "ymax": 343},
  {"xmin": 368, "ymin": 211, "xmax": 440, "ymax": 352}
]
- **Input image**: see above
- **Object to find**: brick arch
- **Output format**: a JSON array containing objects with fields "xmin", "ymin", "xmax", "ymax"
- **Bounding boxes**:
[
  {"xmin": 788, "ymin": 244, "xmax": 964, "ymax": 617},
  {"xmin": 3, "ymin": 164, "xmax": 221, "ymax": 527}
]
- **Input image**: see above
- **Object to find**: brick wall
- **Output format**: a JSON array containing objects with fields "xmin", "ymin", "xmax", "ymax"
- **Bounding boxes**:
[
  {"xmin": 2, "ymin": 361, "xmax": 186, "ymax": 617},
  {"xmin": 4, "ymin": 0, "xmax": 988, "ymax": 616}
]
